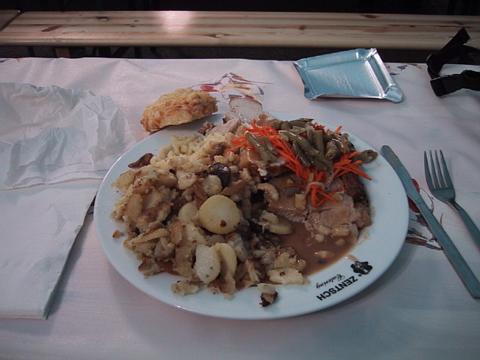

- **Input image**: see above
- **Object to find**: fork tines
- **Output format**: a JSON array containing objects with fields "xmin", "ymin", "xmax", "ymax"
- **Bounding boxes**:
[{"xmin": 424, "ymin": 150, "xmax": 453, "ymax": 190}]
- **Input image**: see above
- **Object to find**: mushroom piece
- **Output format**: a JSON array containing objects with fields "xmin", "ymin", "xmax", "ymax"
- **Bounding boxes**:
[
  {"xmin": 258, "ymin": 283, "xmax": 278, "ymax": 307},
  {"xmin": 208, "ymin": 163, "xmax": 231, "ymax": 187},
  {"xmin": 258, "ymin": 211, "xmax": 293, "ymax": 235},
  {"xmin": 128, "ymin": 153, "xmax": 154, "ymax": 169},
  {"xmin": 257, "ymin": 183, "xmax": 279, "ymax": 202}
]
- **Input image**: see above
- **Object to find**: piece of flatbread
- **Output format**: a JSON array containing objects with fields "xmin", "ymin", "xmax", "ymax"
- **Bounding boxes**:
[{"xmin": 140, "ymin": 88, "xmax": 217, "ymax": 132}]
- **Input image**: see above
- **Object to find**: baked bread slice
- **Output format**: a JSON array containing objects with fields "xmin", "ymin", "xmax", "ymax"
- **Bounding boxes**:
[{"xmin": 141, "ymin": 88, "xmax": 217, "ymax": 132}]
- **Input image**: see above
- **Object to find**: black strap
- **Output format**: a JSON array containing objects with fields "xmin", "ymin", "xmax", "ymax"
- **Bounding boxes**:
[
  {"xmin": 426, "ymin": 28, "xmax": 480, "ymax": 96},
  {"xmin": 430, "ymin": 70, "xmax": 480, "ymax": 96}
]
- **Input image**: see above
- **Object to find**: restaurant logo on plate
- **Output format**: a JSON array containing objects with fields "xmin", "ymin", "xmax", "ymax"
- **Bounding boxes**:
[{"xmin": 315, "ymin": 260, "xmax": 372, "ymax": 301}]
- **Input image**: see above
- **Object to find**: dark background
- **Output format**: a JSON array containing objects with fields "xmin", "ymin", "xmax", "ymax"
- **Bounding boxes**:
[
  {"xmin": 0, "ymin": 0, "xmax": 478, "ymax": 60},
  {"xmin": 0, "ymin": 0, "xmax": 478, "ymax": 14}
]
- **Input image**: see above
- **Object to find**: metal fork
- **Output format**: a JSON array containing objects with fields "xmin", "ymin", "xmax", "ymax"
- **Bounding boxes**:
[{"xmin": 424, "ymin": 150, "xmax": 480, "ymax": 248}]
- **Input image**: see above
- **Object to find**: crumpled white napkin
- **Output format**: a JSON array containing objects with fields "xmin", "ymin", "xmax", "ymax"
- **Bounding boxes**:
[
  {"xmin": 0, "ymin": 83, "xmax": 135, "ymax": 319},
  {"xmin": 0, "ymin": 82, "xmax": 133, "ymax": 190}
]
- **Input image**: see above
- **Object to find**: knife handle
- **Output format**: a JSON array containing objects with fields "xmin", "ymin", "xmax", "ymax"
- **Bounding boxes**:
[{"xmin": 418, "ymin": 201, "xmax": 480, "ymax": 298}]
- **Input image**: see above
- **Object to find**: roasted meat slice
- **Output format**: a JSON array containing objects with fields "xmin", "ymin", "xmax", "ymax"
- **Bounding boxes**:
[
  {"xmin": 341, "ymin": 173, "xmax": 368, "ymax": 202},
  {"xmin": 305, "ymin": 191, "xmax": 371, "ymax": 245}
]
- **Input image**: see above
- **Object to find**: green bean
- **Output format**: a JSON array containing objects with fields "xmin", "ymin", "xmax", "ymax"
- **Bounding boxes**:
[
  {"xmin": 325, "ymin": 141, "xmax": 340, "ymax": 160},
  {"xmin": 279, "ymin": 131, "xmax": 289, "ymax": 142},
  {"xmin": 330, "ymin": 138, "xmax": 344, "ymax": 154},
  {"xmin": 306, "ymin": 126, "xmax": 315, "ymax": 144},
  {"xmin": 270, "ymin": 119, "xmax": 282, "ymax": 130},
  {"xmin": 354, "ymin": 150, "xmax": 378, "ymax": 163},
  {"xmin": 292, "ymin": 142, "xmax": 311, "ymax": 167},
  {"xmin": 280, "ymin": 130, "xmax": 318, "ymax": 158},
  {"xmin": 290, "ymin": 126, "xmax": 306, "ymax": 135},
  {"xmin": 311, "ymin": 156, "xmax": 330, "ymax": 171},
  {"xmin": 246, "ymin": 132, "xmax": 276, "ymax": 162},
  {"xmin": 311, "ymin": 129, "xmax": 325, "ymax": 156},
  {"xmin": 338, "ymin": 134, "xmax": 354, "ymax": 153},
  {"xmin": 258, "ymin": 136, "xmax": 277, "ymax": 157},
  {"xmin": 281, "ymin": 130, "xmax": 331, "ymax": 170},
  {"xmin": 288, "ymin": 118, "xmax": 313, "ymax": 127}
]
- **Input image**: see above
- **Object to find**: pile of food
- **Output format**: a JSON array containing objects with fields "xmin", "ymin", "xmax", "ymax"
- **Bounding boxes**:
[{"xmin": 112, "ymin": 107, "xmax": 377, "ymax": 306}]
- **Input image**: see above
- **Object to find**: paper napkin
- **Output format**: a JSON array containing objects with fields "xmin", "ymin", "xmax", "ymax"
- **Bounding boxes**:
[{"xmin": 0, "ymin": 83, "xmax": 135, "ymax": 318}]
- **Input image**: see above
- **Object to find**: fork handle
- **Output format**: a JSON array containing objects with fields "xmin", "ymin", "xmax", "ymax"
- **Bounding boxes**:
[{"xmin": 453, "ymin": 202, "xmax": 480, "ymax": 248}]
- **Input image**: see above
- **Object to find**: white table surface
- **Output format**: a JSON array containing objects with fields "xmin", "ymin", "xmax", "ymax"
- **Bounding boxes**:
[{"xmin": 0, "ymin": 57, "xmax": 479, "ymax": 360}]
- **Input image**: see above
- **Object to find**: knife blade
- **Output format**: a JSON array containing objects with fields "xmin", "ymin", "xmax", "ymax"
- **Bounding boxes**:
[{"xmin": 381, "ymin": 145, "xmax": 480, "ymax": 298}]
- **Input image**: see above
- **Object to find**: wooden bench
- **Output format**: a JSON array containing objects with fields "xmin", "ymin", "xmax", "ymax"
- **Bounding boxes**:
[{"xmin": 0, "ymin": 11, "xmax": 479, "ymax": 56}]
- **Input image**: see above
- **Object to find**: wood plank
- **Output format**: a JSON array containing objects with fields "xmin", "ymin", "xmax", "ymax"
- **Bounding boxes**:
[
  {"xmin": 0, "ymin": 11, "xmax": 478, "ymax": 50},
  {"xmin": 5, "ymin": 11, "xmax": 478, "ymax": 23},
  {"xmin": 0, "ymin": 10, "xmax": 20, "ymax": 31},
  {"xmin": 7, "ymin": 11, "xmax": 480, "ymax": 29}
]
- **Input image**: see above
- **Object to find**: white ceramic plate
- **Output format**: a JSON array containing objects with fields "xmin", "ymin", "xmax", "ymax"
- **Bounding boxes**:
[{"xmin": 94, "ymin": 114, "xmax": 409, "ymax": 319}]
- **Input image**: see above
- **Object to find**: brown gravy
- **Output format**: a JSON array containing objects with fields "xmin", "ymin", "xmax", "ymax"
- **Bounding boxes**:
[
  {"xmin": 161, "ymin": 224, "xmax": 355, "ymax": 277},
  {"xmin": 280, "ymin": 222, "xmax": 355, "ymax": 275}
]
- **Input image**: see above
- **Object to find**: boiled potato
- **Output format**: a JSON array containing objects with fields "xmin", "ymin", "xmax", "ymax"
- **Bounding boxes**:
[
  {"xmin": 213, "ymin": 243, "xmax": 237, "ymax": 275},
  {"xmin": 194, "ymin": 244, "xmax": 221, "ymax": 284},
  {"xmin": 202, "ymin": 175, "xmax": 223, "ymax": 196},
  {"xmin": 198, "ymin": 195, "xmax": 241, "ymax": 234},
  {"xmin": 178, "ymin": 202, "xmax": 198, "ymax": 223}
]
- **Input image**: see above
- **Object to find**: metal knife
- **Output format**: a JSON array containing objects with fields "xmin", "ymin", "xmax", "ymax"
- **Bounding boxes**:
[{"xmin": 381, "ymin": 145, "xmax": 480, "ymax": 298}]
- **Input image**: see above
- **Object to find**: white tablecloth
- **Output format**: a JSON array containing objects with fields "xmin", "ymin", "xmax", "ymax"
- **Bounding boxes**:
[{"xmin": 0, "ymin": 57, "xmax": 479, "ymax": 360}]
